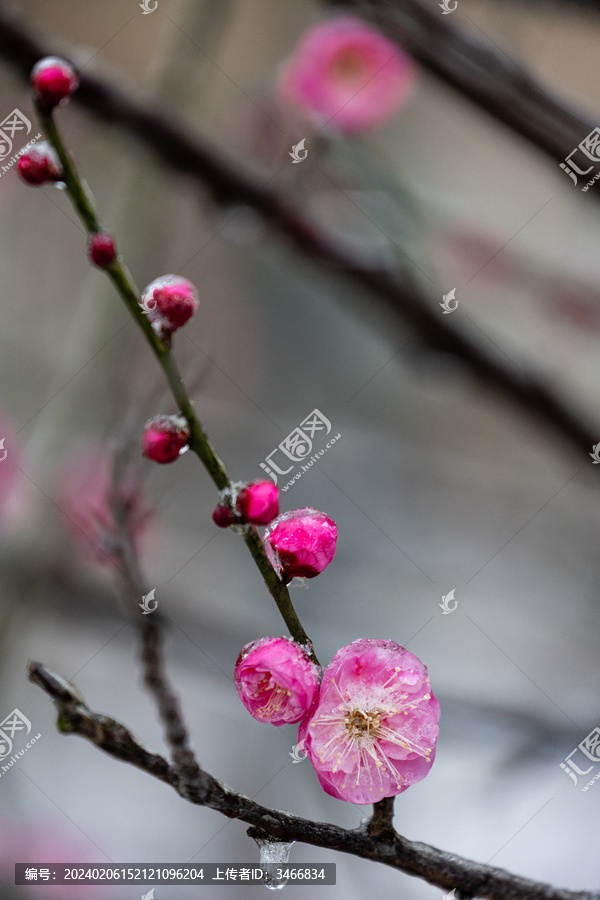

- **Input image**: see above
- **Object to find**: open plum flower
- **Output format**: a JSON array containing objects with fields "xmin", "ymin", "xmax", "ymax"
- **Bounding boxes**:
[
  {"xmin": 263, "ymin": 507, "xmax": 337, "ymax": 581},
  {"xmin": 298, "ymin": 639, "xmax": 440, "ymax": 804},
  {"xmin": 234, "ymin": 636, "xmax": 320, "ymax": 726},
  {"xmin": 278, "ymin": 16, "xmax": 416, "ymax": 135}
]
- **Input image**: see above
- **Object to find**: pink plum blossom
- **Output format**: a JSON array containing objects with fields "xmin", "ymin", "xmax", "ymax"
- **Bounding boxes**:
[
  {"xmin": 235, "ymin": 636, "xmax": 320, "ymax": 726},
  {"xmin": 298, "ymin": 639, "xmax": 440, "ymax": 804},
  {"xmin": 278, "ymin": 16, "xmax": 416, "ymax": 135},
  {"xmin": 59, "ymin": 447, "xmax": 153, "ymax": 567},
  {"xmin": 263, "ymin": 507, "xmax": 337, "ymax": 581}
]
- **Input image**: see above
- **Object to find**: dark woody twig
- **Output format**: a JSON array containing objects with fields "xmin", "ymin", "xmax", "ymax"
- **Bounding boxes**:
[{"xmin": 26, "ymin": 660, "xmax": 600, "ymax": 900}]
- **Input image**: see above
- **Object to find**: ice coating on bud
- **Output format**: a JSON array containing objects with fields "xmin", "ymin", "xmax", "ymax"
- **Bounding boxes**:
[
  {"xmin": 237, "ymin": 480, "xmax": 279, "ymax": 525},
  {"xmin": 141, "ymin": 275, "xmax": 199, "ymax": 337},
  {"xmin": 31, "ymin": 56, "xmax": 79, "ymax": 108},
  {"xmin": 142, "ymin": 414, "xmax": 190, "ymax": 464},
  {"xmin": 264, "ymin": 507, "xmax": 337, "ymax": 579},
  {"xmin": 88, "ymin": 233, "xmax": 117, "ymax": 268},
  {"xmin": 298, "ymin": 639, "xmax": 440, "ymax": 804},
  {"xmin": 17, "ymin": 142, "xmax": 62, "ymax": 186},
  {"xmin": 234, "ymin": 636, "xmax": 320, "ymax": 726}
]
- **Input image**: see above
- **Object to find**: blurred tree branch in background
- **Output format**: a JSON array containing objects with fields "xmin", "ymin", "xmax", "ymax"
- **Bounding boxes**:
[
  {"xmin": 0, "ymin": 4, "xmax": 596, "ymax": 465},
  {"xmin": 330, "ymin": 0, "xmax": 595, "ymax": 162}
]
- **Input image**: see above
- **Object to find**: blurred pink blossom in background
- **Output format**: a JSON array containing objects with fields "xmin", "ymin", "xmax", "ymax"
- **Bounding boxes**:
[
  {"xmin": 278, "ymin": 16, "xmax": 416, "ymax": 134},
  {"xmin": 58, "ymin": 447, "xmax": 153, "ymax": 567}
]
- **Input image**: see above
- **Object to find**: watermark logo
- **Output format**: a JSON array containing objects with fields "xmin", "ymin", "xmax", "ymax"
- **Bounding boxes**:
[
  {"xmin": 139, "ymin": 589, "xmax": 158, "ymax": 615},
  {"xmin": 0, "ymin": 708, "xmax": 40, "ymax": 781},
  {"xmin": 590, "ymin": 443, "xmax": 600, "ymax": 464},
  {"xmin": 439, "ymin": 589, "xmax": 457, "ymax": 614},
  {"xmin": 439, "ymin": 0, "xmax": 457, "ymax": 13},
  {"xmin": 140, "ymin": 294, "xmax": 157, "ymax": 315},
  {"xmin": 142, "ymin": 891, "xmax": 156, "ymax": 900},
  {"xmin": 0, "ymin": 109, "xmax": 31, "ymax": 161},
  {"xmin": 289, "ymin": 139, "xmax": 308, "ymax": 163},
  {"xmin": 0, "ymin": 439, "xmax": 6, "ymax": 462},
  {"xmin": 139, "ymin": 0, "xmax": 158, "ymax": 13},
  {"xmin": 289, "ymin": 739, "xmax": 308, "ymax": 763},
  {"xmin": 560, "ymin": 725, "xmax": 600, "ymax": 790},
  {"xmin": 260, "ymin": 409, "xmax": 337, "ymax": 487},
  {"xmin": 0, "ymin": 709, "xmax": 31, "ymax": 760},
  {"xmin": 560, "ymin": 126, "xmax": 600, "ymax": 190},
  {"xmin": 440, "ymin": 288, "xmax": 458, "ymax": 314}
]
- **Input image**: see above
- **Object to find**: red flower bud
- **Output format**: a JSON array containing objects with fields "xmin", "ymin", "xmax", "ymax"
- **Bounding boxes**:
[
  {"xmin": 237, "ymin": 481, "xmax": 279, "ymax": 525},
  {"xmin": 212, "ymin": 505, "xmax": 236, "ymax": 528},
  {"xmin": 17, "ymin": 143, "xmax": 62, "ymax": 186},
  {"xmin": 88, "ymin": 233, "xmax": 117, "ymax": 268},
  {"xmin": 141, "ymin": 275, "xmax": 199, "ymax": 337},
  {"xmin": 142, "ymin": 415, "xmax": 190, "ymax": 464},
  {"xmin": 31, "ymin": 57, "xmax": 79, "ymax": 109}
]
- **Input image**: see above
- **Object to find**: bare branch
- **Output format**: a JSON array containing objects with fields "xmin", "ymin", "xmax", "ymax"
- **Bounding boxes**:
[{"xmin": 27, "ymin": 660, "xmax": 599, "ymax": 900}]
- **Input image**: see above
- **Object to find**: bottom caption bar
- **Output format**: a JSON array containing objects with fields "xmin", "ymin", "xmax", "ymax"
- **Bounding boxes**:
[{"xmin": 16, "ymin": 864, "xmax": 336, "ymax": 886}]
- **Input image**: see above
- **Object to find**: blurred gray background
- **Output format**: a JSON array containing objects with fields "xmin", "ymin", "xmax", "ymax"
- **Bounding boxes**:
[{"xmin": 1, "ymin": 0, "xmax": 600, "ymax": 897}]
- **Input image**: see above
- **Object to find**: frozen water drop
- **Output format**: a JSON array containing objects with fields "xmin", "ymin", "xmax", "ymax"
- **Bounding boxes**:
[
  {"xmin": 251, "ymin": 830, "xmax": 294, "ymax": 892},
  {"xmin": 54, "ymin": 181, "xmax": 66, "ymax": 190},
  {"xmin": 288, "ymin": 577, "xmax": 308, "ymax": 590}
]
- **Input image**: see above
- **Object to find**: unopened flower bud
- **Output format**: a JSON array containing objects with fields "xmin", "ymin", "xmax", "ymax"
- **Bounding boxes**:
[
  {"xmin": 88, "ymin": 233, "xmax": 117, "ymax": 268},
  {"xmin": 17, "ymin": 142, "xmax": 61, "ymax": 186},
  {"xmin": 141, "ymin": 275, "xmax": 199, "ymax": 337},
  {"xmin": 212, "ymin": 505, "xmax": 235, "ymax": 528},
  {"xmin": 264, "ymin": 507, "xmax": 337, "ymax": 580},
  {"xmin": 31, "ymin": 57, "xmax": 79, "ymax": 109},
  {"xmin": 142, "ymin": 415, "xmax": 190, "ymax": 464},
  {"xmin": 237, "ymin": 481, "xmax": 279, "ymax": 525}
]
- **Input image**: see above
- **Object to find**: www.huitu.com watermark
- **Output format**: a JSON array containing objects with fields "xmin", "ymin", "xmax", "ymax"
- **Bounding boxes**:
[
  {"xmin": 260, "ymin": 409, "xmax": 341, "ymax": 491},
  {"xmin": 559, "ymin": 126, "xmax": 600, "ymax": 191},
  {"xmin": 559, "ymin": 724, "xmax": 600, "ymax": 791},
  {"xmin": 0, "ymin": 708, "xmax": 41, "ymax": 779}
]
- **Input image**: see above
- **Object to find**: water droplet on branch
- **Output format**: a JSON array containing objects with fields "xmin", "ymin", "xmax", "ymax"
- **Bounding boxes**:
[{"xmin": 249, "ymin": 827, "xmax": 294, "ymax": 891}]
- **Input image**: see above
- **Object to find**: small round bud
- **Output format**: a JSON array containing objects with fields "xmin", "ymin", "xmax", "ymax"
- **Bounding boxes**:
[
  {"xmin": 237, "ymin": 481, "xmax": 279, "ymax": 525},
  {"xmin": 141, "ymin": 275, "xmax": 199, "ymax": 337},
  {"xmin": 17, "ymin": 142, "xmax": 62, "ymax": 186},
  {"xmin": 142, "ymin": 415, "xmax": 190, "ymax": 464},
  {"xmin": 212, "ymin": 505, "xmax": 235, "ymax": 528},
  {"xmin": 31, "ymin": 57, "xmax": 79, "ymax": 109},
  {"xmin": 88, "ymin": 233, "xmax": 117, "ymax": 268}
]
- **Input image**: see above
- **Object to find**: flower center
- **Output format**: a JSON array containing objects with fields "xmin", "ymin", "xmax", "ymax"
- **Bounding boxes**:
[
  {"xmin": 344, "ymin": 708, "xmax": 381, "ymax": 739},
  {"xmin": 331, "ymin": 49, "xmax": 369, "ymax": 86},
  {"xmin": 256, "ymin": 676, "xmax": 291, "ymax": 719}
]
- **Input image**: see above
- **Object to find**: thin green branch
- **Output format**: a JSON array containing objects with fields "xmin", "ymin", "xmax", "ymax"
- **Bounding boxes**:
[{"xmin": 36, "ymin": 108, "xmax": 318, "ymax": 665}]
